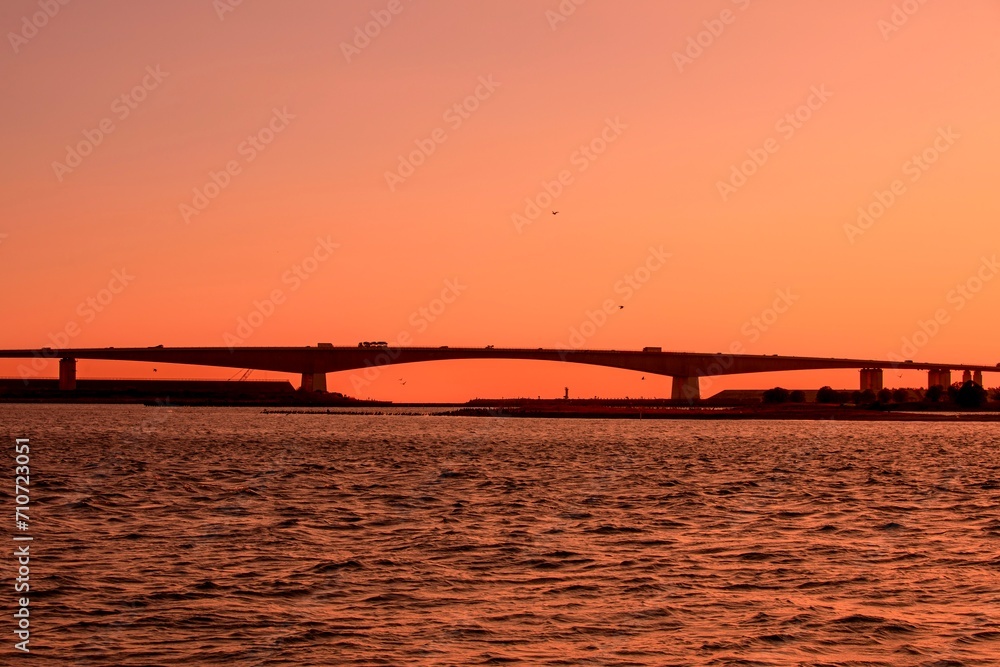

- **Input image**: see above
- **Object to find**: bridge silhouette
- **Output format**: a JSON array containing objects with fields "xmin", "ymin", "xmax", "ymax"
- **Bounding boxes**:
[{"xmin": 1, "ymin": 345, "xmax": 994, "ymax": 400}]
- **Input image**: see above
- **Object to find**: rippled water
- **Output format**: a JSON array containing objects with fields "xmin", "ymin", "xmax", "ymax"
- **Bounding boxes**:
[{"xmin": 3, "ymin": 404, "xmax": 999, "ymax": 665}]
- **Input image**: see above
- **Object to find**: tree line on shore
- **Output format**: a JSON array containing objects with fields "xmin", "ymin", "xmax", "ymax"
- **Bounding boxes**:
[{"xmin": 762, "ymin": 382, "xmax": 998, "ymax": 408}]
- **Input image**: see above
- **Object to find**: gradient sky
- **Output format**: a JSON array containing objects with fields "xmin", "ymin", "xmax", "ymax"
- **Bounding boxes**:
[{"xmin": 2, "ymin": 0, "xmax": 999, "ymax": 401}]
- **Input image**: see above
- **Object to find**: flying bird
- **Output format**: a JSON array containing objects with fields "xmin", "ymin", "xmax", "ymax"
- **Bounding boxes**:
[
  {"xmin": 619, "ymin": 305, "xmax": 625, "ymax": 310},
  {"xmin": 551, "ymin": 211, "xmax": 559, "ymax": 215}
]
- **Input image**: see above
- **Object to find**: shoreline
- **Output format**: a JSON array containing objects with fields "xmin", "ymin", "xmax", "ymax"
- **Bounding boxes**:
[{"xmin": 257, "ymin": 405, "xmax": 1000, "ymax": 422}]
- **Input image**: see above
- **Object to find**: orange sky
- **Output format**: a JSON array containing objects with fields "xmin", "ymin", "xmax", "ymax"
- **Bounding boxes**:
[{"xmin": 2, "ymin": 0, "xmax": 999, "ymax": 401}]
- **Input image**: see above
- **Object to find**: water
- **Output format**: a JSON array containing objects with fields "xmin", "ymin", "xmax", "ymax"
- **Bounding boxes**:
[{"xmin": 3, "ymin": 404, "xmax": 999, "ymax": 665}]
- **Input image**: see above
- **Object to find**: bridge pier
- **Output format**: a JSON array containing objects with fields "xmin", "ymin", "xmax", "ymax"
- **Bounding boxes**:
[
  {"xmin": 299, "ymin": 372, "xmax": 327, "ymax": 393},
  {"xmin": 59, "ymin": 358, "xmax": 77, "ymax": 390},
  {"xmin": 928, "ymin": 369, "xmax": 951, "ymax": 389},
  {"xmin": 671, "ymin": 376, "xmax": 700, "ymax": 402},
  {"xmin": 859, "ymin": 368, "xmax": 883, "ymax": 392},
  {"xmin": 974, "ymin": 370, "xmax": 984, "ymax": 386},
  {"xmin": 962, "ymin": 370, "xmax": 972, "ymax": 384}
]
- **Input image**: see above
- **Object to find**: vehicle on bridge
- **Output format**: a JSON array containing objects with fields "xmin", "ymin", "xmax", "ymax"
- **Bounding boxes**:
[
  {"xmin": 358, "ymin": 341, "xmax": 388, "ymax": 348},
  {"xmin": 643, "ymin": 346, "xmax": 662, "ymax": 353}
]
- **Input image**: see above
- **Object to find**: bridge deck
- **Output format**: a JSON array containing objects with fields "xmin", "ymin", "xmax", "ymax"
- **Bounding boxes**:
[{"xmin": 0, "ymin": 346, "xmax": 995, "ymax": 377}]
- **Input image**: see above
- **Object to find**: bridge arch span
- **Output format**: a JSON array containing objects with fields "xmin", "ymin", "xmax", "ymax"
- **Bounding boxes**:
[{"xmin": 0, "ymin": 346, "xmax": 994, "ymax": 401}]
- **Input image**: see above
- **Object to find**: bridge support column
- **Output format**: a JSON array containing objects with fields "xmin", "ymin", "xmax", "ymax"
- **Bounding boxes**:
[
  {"xmin": 860, "ymin": 368, "xmax": 883, "ymax": 392},
  {"xmin": 928, "ymin": 369, "xmax": 951, "ymax": 389},
  {"xmin": 962, "ymin": 370, "xmax": 972, "ymax": 384},
  {"xmin": 671, "ymin": 376, "xmax": 700, "ymax": 402},
  {"xmin": 59, "ymin": 358, "xmax": 77, "ymax": 390},
  {"xmin": 974, "ymin": 370, "xmax": 984, "ymax": 386},
  {"xmin": 299, "ymin": 372, "xmax": 327, "ymax": 393}
]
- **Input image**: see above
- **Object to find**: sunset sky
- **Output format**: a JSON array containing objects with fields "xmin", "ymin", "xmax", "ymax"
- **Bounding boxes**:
[{"xmin": 2, "ymin": 0, "xmax": 999, "ymax": 401}]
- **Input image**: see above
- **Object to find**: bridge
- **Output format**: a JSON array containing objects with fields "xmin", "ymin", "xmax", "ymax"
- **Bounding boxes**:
[{"xmin": 1, "ymin": 345, "xmax": 995, "ymax": 400}]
